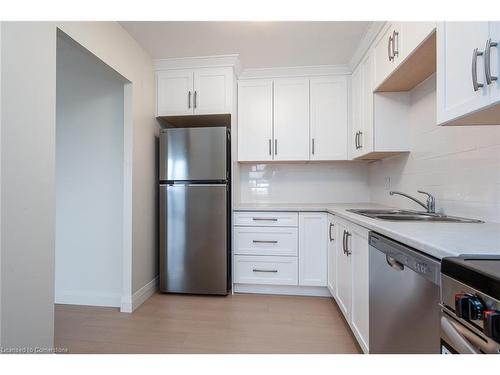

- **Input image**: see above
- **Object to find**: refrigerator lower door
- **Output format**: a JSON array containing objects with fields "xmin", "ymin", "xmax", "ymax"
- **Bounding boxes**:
[{"xmin": 160, "ymin": 183, "xmax": 228, "ymax": 295}]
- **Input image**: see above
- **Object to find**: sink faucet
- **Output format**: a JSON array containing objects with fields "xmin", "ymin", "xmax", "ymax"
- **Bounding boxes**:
[{"xmin": 389, "ymin": 190, "xmax": 436, "ymax": 214}]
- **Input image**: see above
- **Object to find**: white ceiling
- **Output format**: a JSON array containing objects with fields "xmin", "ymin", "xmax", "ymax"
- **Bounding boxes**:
[{"xmin": 120, "ymin": 21, "xmax": 371, "ymax": 69}]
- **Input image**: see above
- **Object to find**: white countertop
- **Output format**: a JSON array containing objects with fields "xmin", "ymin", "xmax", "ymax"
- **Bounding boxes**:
[{"xmin": 234, "ymin": 203, "xmax": 500, "ymax": 260}]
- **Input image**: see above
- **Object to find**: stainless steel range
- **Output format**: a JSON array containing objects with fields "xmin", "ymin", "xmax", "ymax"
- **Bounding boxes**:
[{"xmin": 440, "ymin": 256, "xmax": 500, "ymax": 354}]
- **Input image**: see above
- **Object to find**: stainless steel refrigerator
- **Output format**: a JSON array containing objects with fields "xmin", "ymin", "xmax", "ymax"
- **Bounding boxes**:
[{"xmin": 159, "ymin": 126, "xmax": 230, "ymax": 295}]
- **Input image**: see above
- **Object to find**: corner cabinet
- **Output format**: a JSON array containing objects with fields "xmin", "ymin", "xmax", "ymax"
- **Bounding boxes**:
[
  {"xmin": 237, "ymin": 76, "xmax": 349, "ymax": 162},
  {"xmin": 333, "ymin": 216, "xmax": 370, "ymax": 353},
  {"xmin": 156, "ymin": 67, "xmax": 233, "ymax": 117},
  {"xmin": 437, "ymin": 22, "xmax": 500, "ymax": 125}
]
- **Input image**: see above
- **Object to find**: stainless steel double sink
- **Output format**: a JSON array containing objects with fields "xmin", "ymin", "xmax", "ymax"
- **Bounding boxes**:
[{"xmin": 346, "ymin": 209, "xmax": 483, "ymax": 223}]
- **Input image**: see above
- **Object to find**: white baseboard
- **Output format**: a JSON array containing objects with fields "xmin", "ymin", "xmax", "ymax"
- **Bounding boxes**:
[
  {"xmin": 55, "ymin": 290, "xmax": 121, "ymax": 307},
  {"xmin": 120, "ymin": 276, "xmax": 158, "ymax": 313},
  {"xmin": 234, "ymin": 284, "xmax": 332, "ymax": 297}
]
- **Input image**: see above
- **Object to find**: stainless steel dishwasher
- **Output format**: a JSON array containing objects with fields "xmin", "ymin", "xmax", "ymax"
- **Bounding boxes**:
[{"xmin": 369, "ymin": 232, "xmax": 441, "ymax": 353}]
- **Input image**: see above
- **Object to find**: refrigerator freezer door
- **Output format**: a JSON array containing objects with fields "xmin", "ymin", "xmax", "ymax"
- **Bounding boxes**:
[
  {"xmin": 160, "ymin": 184, "xmax": 228, "ymax": 294},
  {"xmin": 160, "ymin": 127, "xmax": 227, "ymax": 181}
]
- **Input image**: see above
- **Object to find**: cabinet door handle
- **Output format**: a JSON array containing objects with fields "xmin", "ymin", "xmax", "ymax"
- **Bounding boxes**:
[
  {"xmin": 392, "ymin": 30, "xmax": 399, "ymax": 58},
  {"xmin": 358, "ymin": 131, "xmax": 363, "ymax": 149},
  {"xmin": 329, "ymin": 223, "xmax": 334, "ymax": 242},
  {"xmin": 342, "ymin": 230, "xmax": 347, "ymax": 254},
  {"xmin": 312, "ymin": 138, "xmax": 315, "ymax": 155},
  {"xmin": 193, "ymin": 90, "xmax": 197, "ymax": 108},
  {"xmin": 388, "ymin": 35, "xmax": 394, "ymax": 62},
  {"xmin": 472, "ymin": 48, "xmax": 484, "ymax": 91},
  {"xmin": 188, "ymin": 91, "xmax": 192, "ymax": 108},
  {"xmin": 485, "ymin": 38, "xmax": 498, "ymax": 85},
  {"xmin": 345, "ymin": 231, "xmax": 352, "ymax": 256},
  {"xmin": 355, "ymin": 132, "xmax": 359, "ymax": 149},
  {"xmin": 252, "ymin": 240, "xmax": 278, "ymax": 244},
  {"xmin": 253, "ymin": 269, "xmax": 278, "ymax": 273},
  {"xmin": 274, "ymin": 139, "xmax": 277, "ymax": 155},
  {"xmin": 268, "ymin": 139, "xmax": 272, "ymax": 155}
]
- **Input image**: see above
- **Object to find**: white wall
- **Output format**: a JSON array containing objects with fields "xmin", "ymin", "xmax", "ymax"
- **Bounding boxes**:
[
  {"xmin": 55, "ymin": 32, "xmax": 125, "ymax": 307},
  {"xmin": 369, "ymin": 75, "xmax": 500, "ymax": 223},
  {"xmin": 238, "ymin": 162, "xmax": 370, "ymax": 205},
  {"xmin": 1, "ymin": 22, "xmax": 157, "ymax": 350}
]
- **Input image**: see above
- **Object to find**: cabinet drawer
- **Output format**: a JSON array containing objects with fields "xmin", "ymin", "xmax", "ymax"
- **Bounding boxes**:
[
  {"xmin": 233, "ymin": 211, "xmax": 298, "ymax": 227},
  {"xmin": 233, "ymin": 256, "xmax": 298, "ymax": 285},
  {"xmin": 234, "ymin": 226, "xmax": 298, "ymax": 256}
]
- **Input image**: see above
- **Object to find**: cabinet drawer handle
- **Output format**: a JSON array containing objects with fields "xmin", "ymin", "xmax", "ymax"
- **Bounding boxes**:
[
  {"xmin": 485, "ymin": 38, "xmax": 498, "ymax": 85},
  {"xmin": 253, "ymin": 269, "xmax": 278, "ymax": 273},
  {"xmin": 252, "ymin": 218, "xmax": 278, "ymax": 222},
  {"xmin": 252, "ymin": 240, "xmax": 278, "ymax": 244},
  {"xmin": 188, "ymin": 91, "xmax": 192, "ymax": 108},
  {"xmin": 472, "ymin": 48, "xmax": 484, "ymax": 91}
]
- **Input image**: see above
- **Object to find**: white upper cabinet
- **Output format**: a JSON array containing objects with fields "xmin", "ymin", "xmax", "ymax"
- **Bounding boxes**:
[
  {"xmin": 310, "ymin": 76, "xmax": 348, "ymax": 160},
  {"xmin": 437, "ymin": 22, "xmax": 500, "ymax": 125},
  {"xmin": 193, "ymin": 68, "xmax": 233, "ymax": 115},
  {"xmin": 237, "ymin": 80, "xmax": 274, "ymax": 162},
  {"xmin": 298, "ymin": 212, "xmax": 327, "ymax": 287},
  {"xmin": 156, "ymin": 69, "xmax": 194, "ymax": 116},
  {"xmin": 156, "ymin": 67, "xmax": 233, "ymax": 117},
  {"xmin": 273, "ymin": 78, "xmax": 310, "ymax": 161},
  {"xmin": 399, "ymin": 22, "xmax": 436, "ymax": 62},
  {"xmin": 373, "ymin": 23, "xmax": 399, "ymax": 89}
]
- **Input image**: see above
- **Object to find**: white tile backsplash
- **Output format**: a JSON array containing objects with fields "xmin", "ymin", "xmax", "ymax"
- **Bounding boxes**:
[
  {"xmin": 369, "ymin": 75, "xmax": 500, "ymax": 223},
  {"xmin": 238, "ymin": 162, "xmax": 370, "ymax": 205}
]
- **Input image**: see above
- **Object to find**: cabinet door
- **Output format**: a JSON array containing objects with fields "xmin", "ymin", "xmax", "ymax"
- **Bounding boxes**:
[
  {"xmin": 298, "ymin": 213, "xmax": 327, "ymax": 287},
  {"xmin": 310, "ymin": 76, "xmax": 348, "ymax": 160},
  {"xmin": 399, "ymin": 22, "xmax": 436, "ymax": 62},
  {"xmin": 350, "ymin": 224, "xmax": 370, "ymax": 353},
  {"xmin": 327, "ymin": 215, "xmax": 336, "ymax": 297},
  {"xmin": 373, "ymin": 24, "xmax": 396, "ymax": 88},
  {"xmin": 488, "ymin": 22, "xmax": 500, "ymax": 104},
  {"xmin": 156, "ymin": 70, "xmax": 194, "ymax": 116},
  {"xmin": 193, "ymin": 67, "xmax": 232, "ymax": 115},
  {"xmin": 237, "ymin": 80, "xmax": 274, "ymax": 161},
  {"xmin": 359, "ymin": 51, "xmax": 374, "ymax": 155},
  {"xmin": 350, "ymin": 64, "xmax": 363, "ymax": 158},
  {"xmin": 335, "ymin": 221, "xmax": 352, "ymax": 320},
  {"xmin": 273, "ymin": 78, "xmax": 310, "ymax": 161},
  {"xmin": 437, "ymin": 22, "xmax": 491, "ymax": 125}
]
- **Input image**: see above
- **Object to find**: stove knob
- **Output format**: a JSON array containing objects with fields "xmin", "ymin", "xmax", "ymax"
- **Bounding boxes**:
[
  {"xmin": 455, "ymin": 293, "xmax": 484, "ymax": 320},
  {"xmin": 484, "ymin": 310, "xmax": 500, "ymax": 341}
]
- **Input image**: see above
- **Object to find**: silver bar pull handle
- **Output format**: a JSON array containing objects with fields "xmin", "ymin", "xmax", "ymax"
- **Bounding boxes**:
[
  {"xmin": 329, "ymin": 223, "xmax": 334, "ymax": 242},
  {"xmin": 252, "ymin": 218, "xmax": 278, "ymax": 222},
  {"xmin": 472, "ymin": 48, "xmax": 484, "ymax": 91},
  {"xmin": 355, "ymin": 132, "xmax": 359, "ymax": 149},
  {"xmin": 253, "ymin": 269, "xmax": 278, "ymax": 273},
  {"xmin": 274, "ymin": 139, "xmax": 277, "ymax": 155},
  {"xmin": 188, "ymin": 91, "xmax": 192, "ymax": 108},
  {"xmin": 342, "ymin": 230, "xmax": 347, "ymax": 254},
  {"xmin": 388, "ymin": 35, "xmax": 394, "ymax": 61},
  {"xmin": 252, "ymin": 240, "xmax": 278, "ymax": 244},
  {"xmin": 268, "ymin": 139, "xmax": 272, "ymax": 155},
  {"xmin": 312, "ymin": 138, "xmax": 315, "ymax": 155},
  {"xmin": 485, "ymin": 38, "xmax": 498, "ymax": 85},
  {"xmin": 358, "ymin": 131, "xmax": 363, "ymax": 149},
  {"xmin": 392, "ymin": 30, "xmax": 399, "ymax": 58},
  {"xmin": 193, "ymin": 90, "xmax": 197, "ymax": 108},
  {"xmin": 345, "ymin": 231, "xmax": 352, "ymax": 256}
]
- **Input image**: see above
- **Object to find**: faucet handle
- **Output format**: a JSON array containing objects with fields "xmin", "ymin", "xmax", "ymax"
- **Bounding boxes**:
[
  {"xmin": 417, "ymin": 190, "xmax": 433, "ymax": 198},
  {"xmin": 418, "ymin": 191, "xmax": 436, "ymax": 213}
]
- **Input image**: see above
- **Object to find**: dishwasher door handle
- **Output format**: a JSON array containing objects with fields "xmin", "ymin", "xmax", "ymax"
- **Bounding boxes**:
[{"xmin": 386, "ymin": 254, "xmax": 404, "ymax": 271}]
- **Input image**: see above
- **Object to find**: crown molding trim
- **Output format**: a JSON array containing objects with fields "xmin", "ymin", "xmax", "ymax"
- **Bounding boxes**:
[
  {"xmin": 348, "ymin": 21, "xmax": 386, "ymax": 71},
  {"xmin": 239, "ymin": 64, "xmax": 351, "ymax": 79},
  {"xmin": 153, "ymin": 54, "xmax": 242, "ymax": 75}
]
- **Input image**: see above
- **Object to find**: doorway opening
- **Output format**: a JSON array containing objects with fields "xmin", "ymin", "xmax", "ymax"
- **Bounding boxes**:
[{"xmin": 55, "ymin": 30, "xmax": 130, "ymax": 309}]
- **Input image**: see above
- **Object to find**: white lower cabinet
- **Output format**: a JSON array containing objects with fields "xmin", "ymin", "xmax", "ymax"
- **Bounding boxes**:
[
  {"xmin": 298, "ymin": 213, "xmax": 328, "ymax": 287},
  {"xmin": 333, "ymin": 216, "xmax": 370, "ymax": 353},
  {"xmin": 234, "ymin": 255, "xmax": 298, "ymax": 285},
  {"xmin": 326, "ymin": 214, "xmax": 336, "ymax": 298}
]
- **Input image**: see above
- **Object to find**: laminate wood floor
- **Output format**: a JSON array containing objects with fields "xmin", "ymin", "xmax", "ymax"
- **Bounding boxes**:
[{"xmin": 54, "ymin": 293, "xmax": 361, "ymax": 354}]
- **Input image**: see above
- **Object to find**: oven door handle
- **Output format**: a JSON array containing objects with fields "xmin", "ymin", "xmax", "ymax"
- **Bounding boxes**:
[{"xmin": 441, "ymin": 315, "xmax": 481, "ymax": 354}]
